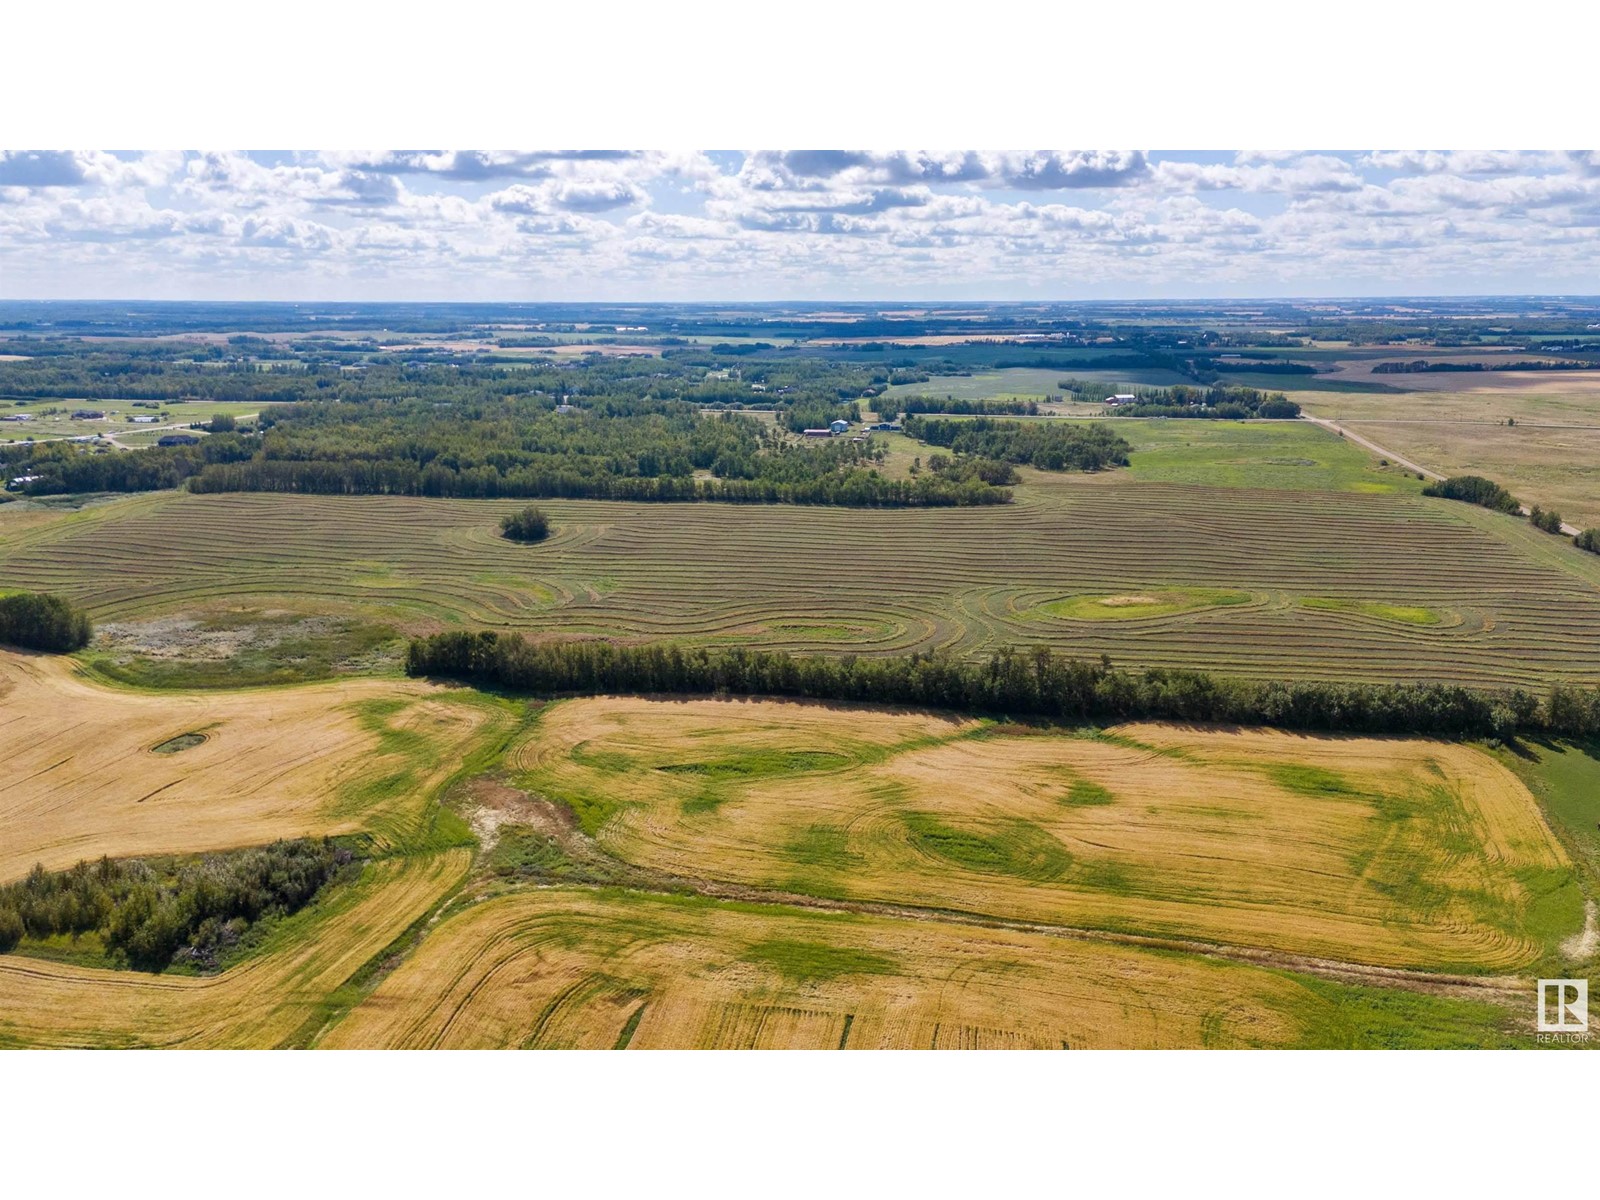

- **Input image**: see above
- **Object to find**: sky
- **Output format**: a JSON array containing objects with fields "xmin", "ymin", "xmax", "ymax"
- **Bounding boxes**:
[{"xmin": 1, "ymin": 149, "xmax": 1597, "ymax": 302}]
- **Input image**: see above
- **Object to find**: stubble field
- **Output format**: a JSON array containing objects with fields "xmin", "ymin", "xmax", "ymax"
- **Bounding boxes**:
[
  {"xmin": 510, "ymin": 696, "xmax": 1578, "ymax": 972},
  {"xmin": 0, "ymin": 651, "xmax": 502, "ymax": 880}
]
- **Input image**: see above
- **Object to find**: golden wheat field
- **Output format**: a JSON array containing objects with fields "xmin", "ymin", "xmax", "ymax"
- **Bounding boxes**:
[
  {"xmin": 324, "ymin": 887, "xmax": 1316, "ymax": 1049},
  {"xmin": 0, "ymin": 851, "xmax": 469, "ymax": 1049},
  {"xmin": 511, "ymin": 697, "xmax": 1576, "ymax": 971},
  {"xmin": 0, "ymin": 650, "xmax": 500, "ymax": 881}
]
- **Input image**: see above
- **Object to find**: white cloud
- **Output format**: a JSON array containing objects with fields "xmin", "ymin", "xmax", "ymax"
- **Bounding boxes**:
[{"xmin": 3, "ymin": 150, "xmax": 1597, "ymax": 299}]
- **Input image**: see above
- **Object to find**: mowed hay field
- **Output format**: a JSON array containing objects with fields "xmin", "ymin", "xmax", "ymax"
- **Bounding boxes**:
[
  {"xmin": 0, "ymin": 850, "xmax": 469, "ymax": 1049},
  {"xmin": 5, "ymin": 473, "xmax": 1600, "ymax": 688},
  {"xmin": 511, "ymin": 697, "xmax": 1578, "ymax": 972},
  {"xmin": 0, "ymin": 650, "xmax": 506, "ymax": 881},
  {"xmin": 1295, "ymin": 388, "xmax": 1600, "ymax": 530},
  {"xmin": 325, "ymin": 888, "xmax": 1317, "ymax": 1049}
]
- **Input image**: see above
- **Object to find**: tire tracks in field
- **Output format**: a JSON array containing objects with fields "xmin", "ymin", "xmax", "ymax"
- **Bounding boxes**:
[{"xmin": 468, "ymin": 782, "xmax": 1532, "ymax": 1006}]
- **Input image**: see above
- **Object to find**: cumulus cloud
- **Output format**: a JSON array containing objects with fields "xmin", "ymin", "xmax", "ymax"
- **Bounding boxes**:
[{"xmin": 2, "ymin": 149, "xmax": 1597, "ymax": 298}]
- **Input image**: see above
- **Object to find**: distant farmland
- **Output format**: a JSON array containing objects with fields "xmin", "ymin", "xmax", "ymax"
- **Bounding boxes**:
[{"xmin": 4, "ymin": 476, "xmax": 1600, "ymax": 688}]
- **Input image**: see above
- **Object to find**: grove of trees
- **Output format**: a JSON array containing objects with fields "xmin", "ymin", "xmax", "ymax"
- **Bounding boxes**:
[
  {"xmin": 0, "ymin": 591, "xmax": 92, "ymax": 652},
  {"xmin": 0, "ymin": 840, "xmax": 348, "ymax": 969}
]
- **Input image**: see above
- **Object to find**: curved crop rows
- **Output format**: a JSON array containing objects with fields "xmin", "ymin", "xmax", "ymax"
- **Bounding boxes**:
[
  {"xmin": 323, "ymin": 887, "xmax": 1316, "ymax": 1050},
  {"xmin": 4, "ymin": 481, "xmax": 1597, "ymax": 687}
]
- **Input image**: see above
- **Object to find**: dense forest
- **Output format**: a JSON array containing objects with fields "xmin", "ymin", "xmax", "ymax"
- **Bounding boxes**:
[
  {"xmin": 1, "ymin": 355, "xmax": 1033, "ymax": 507},
  {"xmin": 0, "ymin": 840, "xmax": 349, "ymax": 970},
  {"xmin": 405, "ymin": 632, "xmax": 1600, "ymax": 741}
]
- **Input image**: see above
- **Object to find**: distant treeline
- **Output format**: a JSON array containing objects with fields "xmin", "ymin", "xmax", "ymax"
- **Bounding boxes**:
[
  {"xmin": 0, "ymin": 591, "xmax": 92, "ymax": 652},
  {"xmin": 1055, "ymin": 379, "xmax": 1301, "ymax": 418},
  {"xmin": 406, "ymin": 633, "xmax": 1600, "ymax": 741},
  {"xmin": 1193, "ymin": 360, "xmax": 1318, "ymax": 375},
  {"xmin": 0, "ymin": 840, "xmax": 348, "ymax": 970},
  {"xmin": 895, "ymin": 397, "xmax": 1041, "ymax": 416},
  {"xmin": 1373, "ymin": 359, "xmax": 1593, "ymax": 374},
  {"xmin": 904, "ymin": 417, "xmax": 1130, "ymax": 471},
  {"xmin": 1115, "ymin": 385, "xmax": 1301, "ymax": 420},
  {"xmin": 187, "ymin": 457, "xmax": 1011, "ymax": 507}
]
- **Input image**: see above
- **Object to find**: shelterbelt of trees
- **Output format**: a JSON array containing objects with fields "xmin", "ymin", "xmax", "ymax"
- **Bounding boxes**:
[
  {"xmin": 407, "ymin": 632, "xmax": 1600, "ymax": 741},
  {"xmin": 903, "ymin": 416, "xmax": 1131, "ymax": 471}
]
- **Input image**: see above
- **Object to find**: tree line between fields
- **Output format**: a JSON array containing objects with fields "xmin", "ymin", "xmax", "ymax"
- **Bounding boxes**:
[
  {"xmin": 1423, "ymin": 474, "xmax": 1599, "ymax": 553},
  {"xmin": 406, "ymin": 631, "xmax": 1600, "ymax": 741},
  {"xmin": 0, "ymin": 840, "xmax": 349, "ymax": 970},
  {"xmin": 1056, "ymin": 380, "xmax": 1302, "ymax": 419},
  {"xmin": 902, "ymin": 417, "xmax": 1131, "ymax": 471}
]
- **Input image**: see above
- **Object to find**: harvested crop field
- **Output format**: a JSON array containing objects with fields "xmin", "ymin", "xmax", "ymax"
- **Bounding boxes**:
[
  {"xmin": 0, "ymin": 850, "xmax": 469, "ymax": 1049},
  {"xmin": 323, "ymin": 887, "xmax": 1317, "ymax": 1049},
  {"xmin": 4, "ymin": 482, "xmax": 1600, "ymax": 687},
  {"xmin": 0, "ymin": 650, "xmax": 501, "ymax": 881},
  {"xmin": 510, "ymin": 697, "xmax": 1578, "ymax": 971}
]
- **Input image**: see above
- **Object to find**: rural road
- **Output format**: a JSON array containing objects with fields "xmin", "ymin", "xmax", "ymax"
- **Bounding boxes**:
[{"xmin": 1302, "ymin": 414, "xmax": 1584, "ymax": 536}]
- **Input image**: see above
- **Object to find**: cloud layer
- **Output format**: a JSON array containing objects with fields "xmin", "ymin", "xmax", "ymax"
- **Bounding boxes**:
[{"xmin": 2, "ymin": 150, "xmax": 1596, "ymax": 299}]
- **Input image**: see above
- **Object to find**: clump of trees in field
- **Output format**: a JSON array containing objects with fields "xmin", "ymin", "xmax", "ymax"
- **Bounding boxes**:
[
  {"xmin": 1529, "ymin": 505, "xmax": 1564, "ymax": 534},
  {"xmin": 0, "ymin": 840, "xmax": 349, "ymax": 969},
  {"xmin": 1575, "ymin": 528, "xmax": 1600, "ymax": 555},
  {"xmin": 0, "ymin": 591, "xmax": 92, "ymax": 652},
  {"xmin": 1423, "ymin": 475, "xmax": 1521, "ymax": 514},
  {"xmin": 904, "ymin": 417, "xmax": 1130, "ymax": 471},
  {"xmin": 501, "ymin": 505, "xmax": 551, "ymax": 543},
  {"xmin": 406, "ymin": 632, "xmax": 1600, "ymax": 741}
]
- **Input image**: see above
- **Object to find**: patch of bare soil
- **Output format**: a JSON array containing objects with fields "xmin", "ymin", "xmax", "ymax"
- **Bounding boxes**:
[
  {"xmin": 94, "ymin": 612, "xmax": 341, "ymax": 661},
  {"xmin": 1561, "ymin": 900, "xmax": 1598, "ymax": 963}
]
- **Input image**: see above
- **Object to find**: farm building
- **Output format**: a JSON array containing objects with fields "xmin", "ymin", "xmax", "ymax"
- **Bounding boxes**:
[
  {"xmin": 71, "ymin": 409, "xmax": 106, "ymax": 420},
  {"xmin": 130, "ymin": 415, "xmax": 159, "ymax": 423},
  {"xmin": 871, "ymin": 421, "xmax": 902, "ymax": 431},
  {"xmin": 829, "ymin": 419, "xmax": 849, "ymax": 434},
  {"xmin": 801, "ymin": 428, "xmax": 832, "ymax": 438},
  {"xmin": 1106, "ymin": 394, "xmax": 1138, "ymax": 407},
  {"xmin": 6, "ymin": 474, "xmax": 41, "ymax": 490},
  {"xmin": 157, "ymin": 433, "xmax": 200, "ymax": 447}
]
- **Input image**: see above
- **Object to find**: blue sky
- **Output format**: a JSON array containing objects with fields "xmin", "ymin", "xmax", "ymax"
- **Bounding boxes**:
[{"xmin": 2, "ymin": 150, "xmax": 1596, "ymax": 300}]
